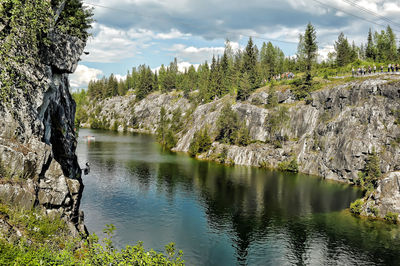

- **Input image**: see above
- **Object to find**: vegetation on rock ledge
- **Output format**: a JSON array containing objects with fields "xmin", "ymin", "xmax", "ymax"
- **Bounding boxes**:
[{"xmin": 0, "ymin": 202, "xmax": 184, "ymax": 265}]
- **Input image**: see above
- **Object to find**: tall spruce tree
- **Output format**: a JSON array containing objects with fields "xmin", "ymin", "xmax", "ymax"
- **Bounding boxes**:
[
  {"xmin": 386, "ymin": 25, "xmax": 397, "ymax": 61},
  {"xmin": 365, "ymin": 28, "xmax": 376, "ymax": 60},
  {"xmin": 237, "ymin": 72, "xmax": 251, "ymax": 101},
  {"xmin": 334, "ymin": 32, "xmax": 352, "ymax": 67},
  {"xmin": 242, "ymin": 37, "xmax": 258, "ymax": 90},
  {"xmin": 302, "ymin": 23, "xmax": 318, "ymax": 84}
]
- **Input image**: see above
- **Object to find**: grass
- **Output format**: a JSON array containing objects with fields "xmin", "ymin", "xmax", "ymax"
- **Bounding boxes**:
[{"xmin": 0, "ymin": 200, "xmax": 185, "ymax": 265}]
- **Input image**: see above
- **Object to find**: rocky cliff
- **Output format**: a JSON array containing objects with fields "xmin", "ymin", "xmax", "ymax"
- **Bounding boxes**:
[
  {"xmin": 0, "ymin": 30, "xmax": 86, "ymax": 236},
  {"xmin": 82, "ymin": 75, "xmax": 400, "ymax": 219}
]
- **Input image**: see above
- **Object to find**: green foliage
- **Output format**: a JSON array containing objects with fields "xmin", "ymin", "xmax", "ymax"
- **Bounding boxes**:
[
  {"xmin": 265, "ymin": 106, "xmax": 290, "ymax": 142},
  {"xmin": 242, "ymin": 37, "xmax": 259, "ymax": 90},
  {"xmin": 266, "ymin": 87, "xmax": 278, "ymax": 108},
  {"xmin": 334, "ymin": 32, "xmax": 356, "ymax": 67},
  {"xmin": 171, "ymin": 108, "xmax": 184, "ymax": 133},
  {"xmin": 0, "ymin": 202, "xmax": 184, "ymax": 265},
  {"xmin": 111, "ymin": 121, "xmax": 119, "ymax": 131},
  {"xmin": 370, "ymin": 206, "xmax": 379, "ymax": 217},
  {"xmin": 72, "ymin": 90, "xmax": 89, "ymax": 126},
  {"xmin": 277, "ymin": 157, "xmax": 299, "ymax": 173},
  {"xmin": 216, "ymin": 147, "xmax": 229, "ymax": 164},
  {"xmin": 188, "ymin": 128, "xmax": 212, "ymax": 157},
  {"xmin": 0, "ymin": 0, "xmax": 92, "ymax": 102},
  {"xmin": 156, "ymin": 107, "xmax": 178, "ymax": 150},
  {"xmin": 216, "ymin": 103, "xmax": 251, "ymax": 146},
  {"xmin": 236, "ymin": 123, "xmax": 251, "ymax": 146},
  {"xmin": 357, "ymin": 148, "xmax": 382, "ymax": 191},
  {"xmin": 54, "ymin": 0, "xmax": 94, "ymax": 41},
  {"xmin": 384, "ymin": 212, "xmax": 398, "ymax": 224},
  {"xmin": 299, "ymin": 23, "xmax": 318, "ymax": 84},
  {"xmin": 350, "ymin": 199, "xmax": 363, "ymax": 215}
]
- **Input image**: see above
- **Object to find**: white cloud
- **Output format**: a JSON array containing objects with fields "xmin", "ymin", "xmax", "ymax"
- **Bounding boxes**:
[
  {"xmin": 155, "ymin": 29, "xmax": 191, "ymax": 39},
  {"xmin": 70, "ymin": 65, "xmax": 103, "ymax": 89},
  {"xmin": 82, "ymin": 23, "xmax": 193, "ymax": 63},
  {"xmin": 318, "ymin": 45, "xmax": 335, "ymax": 62},
  {"xmin": 152, "ymin": 61, "xmax": 200, "ymax": 73},
  {"xmin": 167, "ymin": 42, "xmax": 241, "ymax": 63},
  {"xmin": 115, "ymin": 74, "xmax": 127, "ymax": 81}
]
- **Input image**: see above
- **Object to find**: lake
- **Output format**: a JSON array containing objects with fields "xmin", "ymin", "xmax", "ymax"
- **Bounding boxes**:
[{"xmin": 78, "ymin": 128, "xmax": 400, "ymax": 265}]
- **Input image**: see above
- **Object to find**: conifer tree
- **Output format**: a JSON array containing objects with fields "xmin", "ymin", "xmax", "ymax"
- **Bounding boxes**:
[
  {"xmin": 365, "ymin": 28, "xmax": 376, "ymax": 60},
  {"xmin": 302, "ymin": 23, "xmax": 318, "ymax": 84},
  {"xmin": 334, "ymin": 32, "xmax": 352, "ymax": 67},
  {"xmin": 386, "ymin": 26, "xmax": 397, "ymax": 61},
  {"xmin": 242, "ymin": 37, "xmax": 258, "ymax": 90},
  {"xmin": 237, "ymin": 72, "xmax": 251, "ymax": 101}
]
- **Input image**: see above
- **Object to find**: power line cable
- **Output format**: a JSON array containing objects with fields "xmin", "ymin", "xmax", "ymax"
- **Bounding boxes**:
[
  {"xmin": 310, "ymin": 0, "xmax": 400, "ymax": 35},
  {"xmin": 82, "ymin": 1, "xmax": 299, "ymax": 45},
  {"xmin": 342, "ymin": 0, "xmax": 400, "ymax": 30}
]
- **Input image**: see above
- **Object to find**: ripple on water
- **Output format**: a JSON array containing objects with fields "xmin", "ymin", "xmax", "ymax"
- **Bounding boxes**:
[{"xmin": 79, "ymin": 129, "xmax": 400, "ymax": 266}]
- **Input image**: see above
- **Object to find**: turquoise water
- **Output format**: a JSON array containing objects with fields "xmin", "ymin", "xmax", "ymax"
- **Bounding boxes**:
[{"xmin": 78, "ymin": 129, "xmax": 400, "ymax": 265}]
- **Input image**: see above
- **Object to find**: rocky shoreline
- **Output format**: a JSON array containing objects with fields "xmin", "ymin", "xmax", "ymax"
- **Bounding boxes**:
[{"xmin": 80, "ymin": 76, "xmax": 400, "ymax": 219}]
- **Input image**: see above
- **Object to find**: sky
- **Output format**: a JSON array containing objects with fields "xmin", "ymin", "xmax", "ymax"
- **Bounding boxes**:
[{"xmin": 70, "ymin": 0, "xmax": 400, "ymax": 89}]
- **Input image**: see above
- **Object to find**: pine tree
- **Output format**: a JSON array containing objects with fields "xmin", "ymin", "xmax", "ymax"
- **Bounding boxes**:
[
  {"xmin": 237, "ymin": 72, "xmax": 251, "ymax": 101},
  {"xmin": 302, "ymin": 23, "xmax": 318, "ymax": 84},
  {"xmin": 365, "ymin": 28, "xmax": 376, "ymax": 60},
  {"xmin": 136, "ymin": 66, "xmax": 154, "ymax": 100},
  {"xmin": 242, "ymin": 37, "xmax": 258, "ymax": 90},
  {"xmin": 386, "ymin": 25, "xmax": 397, "ymax": 61},
  {"xmin": 334, "ymin": 32, "xmax": 352, "ymax": 67},
  {"xmin": 220, "ymin": 51, "xmax": 231, "ymax": 94}
]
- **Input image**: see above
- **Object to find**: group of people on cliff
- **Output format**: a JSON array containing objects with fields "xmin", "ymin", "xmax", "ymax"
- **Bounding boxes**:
[
  {"xmin": 272, "ymin": 72, "xmax": 295, "ymax": 81},
  {"xmin": 352, "ymin": 64, "xmax": 400, "ymax": 76}
]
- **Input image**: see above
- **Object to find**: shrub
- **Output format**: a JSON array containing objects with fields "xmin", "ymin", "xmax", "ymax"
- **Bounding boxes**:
[
  {"xmin": 171, "ymin": 108, "xmax": 184, "ymax": 133},
  {"xmin": 265, "ymin": 106, "xmax": 290, "ymax": 142},
  {"xmin": 235, "ymin": 123, "xmax": 251, "ymax": 146},
  {"xmin": 164, "ymin": 129, "xmax": 177, "ymax": 150},
  {"xmin": 216, "ymin": 103, "xmax": 239, "ymax": 144},
  {"xmin": 370, "ymin": 206, "xmax": 379, "ymax": 217},
  {"xmin": 384, "ymin": 212, "xmax": 398, "ymax": 224},
  {"xmin": 277, "ymin": 157, "xmax": 299, "ymax": 173},
  {"xmin": 0, "ymin": 202, "xmax": 184, "ymax": 265},
  {"xmin": 216, "ymin": 103, "xmax": 251, "ymax": 146},
  {"xmin": 188, "ymin": 128, "xmax": 212, "ymax": 157},
  {"xmin": 266, "ymin": 87, "xmax": 278, "ymax": 108},
  {"xmin": 111, "ymin": 121, "xmax": 119, "ymax": 131},
  {"xmin": 217, "ymin": 147, "xmax": 229, "ymax": 164},
  {"xmin": 350, "ymin": 199, "xmax": 363, "ymax": 215},
  {"xmin": 356, "ymin": 148, "xmax": 381, "ymax": 191}
]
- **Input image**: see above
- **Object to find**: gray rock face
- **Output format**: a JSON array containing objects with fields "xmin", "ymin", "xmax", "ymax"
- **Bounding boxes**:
[
  {"xmin": 0, "ymin": 31, "xmax": 85, "ymax": 236},
  {"xmin": 43, "ymin": 31, "xmax": 85, "ymax": 73},
  {"xmin": 363, "ymin": 172, "xmax": 400, "ymax": 218},
  {"xmin": 83, "ymin": 76, "xmax": 400, "ymax": 217}
]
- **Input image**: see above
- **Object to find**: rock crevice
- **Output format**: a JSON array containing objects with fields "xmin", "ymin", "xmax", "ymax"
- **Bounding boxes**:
[{"xmin": 0, "ymin": 31, "xmax": 86, "ymax": 236}]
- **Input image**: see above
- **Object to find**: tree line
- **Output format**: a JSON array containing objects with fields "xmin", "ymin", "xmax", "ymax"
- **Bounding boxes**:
[{"xmin": 87, "ymin": 23, "xmax": 399, "ymax": 103}]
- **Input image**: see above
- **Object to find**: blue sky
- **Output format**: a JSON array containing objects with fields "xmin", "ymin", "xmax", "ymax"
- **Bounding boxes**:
[{"xmin": 70, "ymin": 0, "xmax": 400, "ymax": 89}]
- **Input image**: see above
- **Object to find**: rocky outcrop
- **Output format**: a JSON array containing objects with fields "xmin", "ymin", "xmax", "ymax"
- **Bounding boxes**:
[
  {"xmin": 363, "ymin": 172, "xmax": 400, "ymax": 219},
  {"xmin": 83, "ymin": 76, "xmax": 400, "ymax": 217},
  {"xmin": 0, "ymin": 30, "xmax": 86, "ymax": 236}
]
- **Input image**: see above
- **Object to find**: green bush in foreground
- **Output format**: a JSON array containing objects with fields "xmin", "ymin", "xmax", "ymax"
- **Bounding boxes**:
[
  {"xmin": 0, "ymin": 202, "xmax": 184, "ymax": 265},
  {"xmin": 350, "ymin": 199, "xmax": 363, "ymax": 215}
]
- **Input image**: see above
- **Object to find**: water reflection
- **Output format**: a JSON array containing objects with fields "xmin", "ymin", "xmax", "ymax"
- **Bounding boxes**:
[{"xmin": 78, "ymin": 129, "xmax": 400, "ymax": 265}]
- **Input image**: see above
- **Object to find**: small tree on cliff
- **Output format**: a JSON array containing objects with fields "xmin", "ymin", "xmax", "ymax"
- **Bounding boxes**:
[{"xmin": 357, "ymin": 148, "xmax": 381, "ymax": 191}]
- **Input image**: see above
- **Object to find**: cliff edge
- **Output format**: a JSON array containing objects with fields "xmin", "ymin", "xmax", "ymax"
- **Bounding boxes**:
[{"xmin": 0, "ymin": 2, "xmax": 88, "ymax": 236}]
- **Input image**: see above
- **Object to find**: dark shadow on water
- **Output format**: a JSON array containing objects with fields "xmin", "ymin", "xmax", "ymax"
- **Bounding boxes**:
[{"xmin": 78, "ymin": 129, "xmax": 400, "ymax": 266}]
